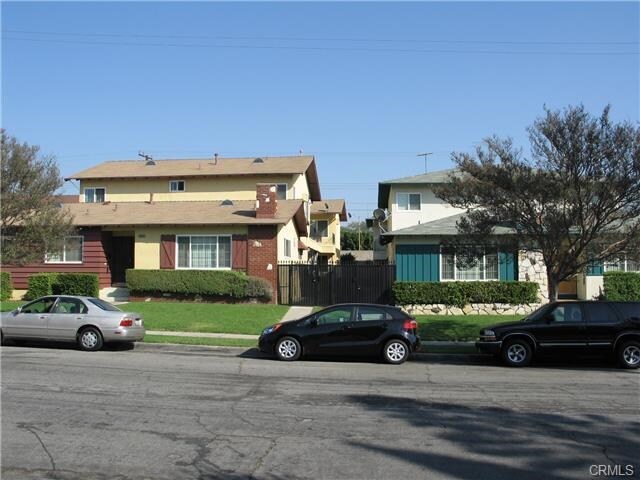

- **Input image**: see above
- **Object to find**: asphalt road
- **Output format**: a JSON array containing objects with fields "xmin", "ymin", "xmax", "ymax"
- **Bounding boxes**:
[{"xmin": 1, "ymin": 343, "xmax": 639, "ymax": 480}]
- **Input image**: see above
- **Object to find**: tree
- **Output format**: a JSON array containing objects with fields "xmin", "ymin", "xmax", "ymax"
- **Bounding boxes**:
[
  {"xmin": 1, "ymin": 130, "xmax": 74, "ymax": 265},
  {"xmin": 435, "ymin": 105, "xmax": 640, "ymax": 302},
  {"xmin": 340, "ymin": 221, "xmax": 373, "ymax": 250}
]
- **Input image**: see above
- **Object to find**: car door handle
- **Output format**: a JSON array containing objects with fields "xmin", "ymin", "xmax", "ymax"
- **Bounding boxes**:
[
  {"xmin": 76, "ymin": 317, "xmax": 83, "ymax": 320},
  {"xmin": 39, "ymin": 315, "xmax": 47, "ymax": 319}
]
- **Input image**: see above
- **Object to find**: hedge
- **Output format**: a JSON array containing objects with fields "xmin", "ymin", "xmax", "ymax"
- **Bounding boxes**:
[
  {"xmin": 1, "ymin": 272, "xmax": 13, "ymax": 301},
  {"xmin": 603, "ymin": 272, "xmax": 640, "ymax": 301},
  {"xmin": 26, "ymin": 273, "xmax": 99, "ymax": 299},
  {"xmin": 126, "ymin": 269, "xmax": 273, "ymax": 300},
  {"xmin": 392, "ymin": 281, "xmax": 539, "ymax": 308}
]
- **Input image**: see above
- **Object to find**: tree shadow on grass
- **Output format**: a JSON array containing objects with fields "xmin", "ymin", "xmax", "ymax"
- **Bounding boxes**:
[{"xmin": 346, "ymin": 395, "xmax": 640, "ymax": 480}]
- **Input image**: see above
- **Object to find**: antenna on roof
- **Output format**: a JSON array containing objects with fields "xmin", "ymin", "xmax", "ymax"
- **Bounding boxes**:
[
  {"xmin": 213, "ymin": 153, "xmax": 218, "ymax": 165},
  {"xmin": 299, "ymin": 149, "xmax": 303, "ymax": 156},
  {"xmin": 139, "ymin": 151, "xmax": 155, "ymax": 165},
  {"xmin": 417, "ymin": 152, "xmax": 432, "ymax": 173}
]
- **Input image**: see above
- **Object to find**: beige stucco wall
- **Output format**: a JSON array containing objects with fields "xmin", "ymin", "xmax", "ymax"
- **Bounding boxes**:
[
  {"xmin": 80, "ymin": 175, "xmax": 299, "ymax": 203},
  {"xmin": 577, "ymin": 273, "xmax": 604, "ymax": 300},
  {"xmin": 307, "ymin": 212, "xmax": 341, "ymax": 261},
  {"xmin": 277, "ymin": 220, "xmax": 300, "ymax": 261},
  {"xmin": 387, "ymin": 185, "xmax": 465, "ymax": 232},
  {"xmin": 133, "ymin": 225, "xmax": 247, "ymax": 269},
  {"xmin": 291, "ymin": 173, "xmax": 311, "ymax": 201}
]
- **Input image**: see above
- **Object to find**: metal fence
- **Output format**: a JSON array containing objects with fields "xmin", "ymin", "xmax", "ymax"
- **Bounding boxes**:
[{"xmin": 278, "ymin": 262, "xmax": 396, "ymax": 306}]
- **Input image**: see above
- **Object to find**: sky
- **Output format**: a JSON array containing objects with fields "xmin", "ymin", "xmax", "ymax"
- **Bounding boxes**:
[{"xmin": 2, "ymin": 1, "xmax": 639, "ymax": 221}]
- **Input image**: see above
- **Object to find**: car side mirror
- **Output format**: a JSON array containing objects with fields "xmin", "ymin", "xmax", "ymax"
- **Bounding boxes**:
[
  {"xmin": 307, "ymin": 317, "xmax": 318, "ymax": 327},
  {"xmin": 14, "ymin": 307, "xmax": 22, "ymax": 315}
]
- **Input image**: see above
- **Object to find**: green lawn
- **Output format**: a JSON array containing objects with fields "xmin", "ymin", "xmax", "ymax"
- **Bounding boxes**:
[
  {"xmin": 416, "ymin": 315, "xmax": 521, "ymax": 341},
  {"xmin": 0, "ymin": 301, "xmax": 24, "ymax": 312},
  {"xmin": 122, "ymin": 302, "xmax": 289, "ymax": 335},
  {"xmin": 143, "ymin": 335, "xmax": 257, "ymax": 348}
]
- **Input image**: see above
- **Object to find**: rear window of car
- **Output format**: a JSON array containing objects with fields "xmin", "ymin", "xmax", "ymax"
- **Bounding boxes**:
[
  {"xmin": 612, "ymin": 303, "xmax": 640, "ymax": 321},
  {"xmin": 87, "ymin": 298, "xmax": 122, "ymax": 312},
  {"xmin": 586, "ymin": 303, "xmax": 619, "ymax": 324}
]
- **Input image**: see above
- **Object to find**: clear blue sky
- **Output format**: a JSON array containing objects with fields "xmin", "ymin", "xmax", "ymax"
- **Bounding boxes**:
[{"xmin": 2, "ymin": 2, "xmax": 639, "ymax": 220}]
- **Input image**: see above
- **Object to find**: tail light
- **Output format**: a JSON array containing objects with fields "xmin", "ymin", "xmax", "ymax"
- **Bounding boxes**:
[
  {"xmin": 403, "ymin": 319, "xmax": 418, "ymax": 331},
  {"xmin": 120, "ymin": 318, "xmax": 134, "ymax": 327}
]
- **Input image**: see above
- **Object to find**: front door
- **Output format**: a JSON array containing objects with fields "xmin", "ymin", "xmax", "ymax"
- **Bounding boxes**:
[
  {"xmin": 110, "ymin": 236, "xmax": 135, "ymax": 285},
  {"xmin": 558, "ymin": 277, "xmax": 578, "ymax": 299}
]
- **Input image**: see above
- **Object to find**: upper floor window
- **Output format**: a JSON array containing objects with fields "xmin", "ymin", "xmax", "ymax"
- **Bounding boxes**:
[
  {"xmin": 311, "ymin": 220, "xmax": 328, "ymax": 239},
  {"xmin": 284, "ymin": 238, "xmax": 292, "ymax": 257},
  {"xmin": 45, "ymin": 236, "xmax": 83, "ymax": 264},
  {"xmin": 276, "ymin": 184, "xmax": 287, "ymax": 200},
  {"xmin": 176, "ymin": 235, "xmax": 231, "ymax": 269},
  {"xmin": 604, "ymin": 255, "xmax": 640, "ymax": 273},
  {"xmin": 169, "ymin": 180, "xmax": 186, "ymax": 192},
  {"xmin": 397, "ymin": 193, "xmax": 421, "ymax": 211},
  {"xmin": 441, "ymin": 250, "xmax": 499, "ymax": 281},
  {"xmin": 84, "ymin": 187, "xmax": 105, "ymax": 203}
]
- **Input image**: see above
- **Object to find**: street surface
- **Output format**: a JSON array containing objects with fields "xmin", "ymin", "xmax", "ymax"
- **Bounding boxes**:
[{"xmin": 1, "ymin": 342, "xmax": 639, "ymax": 480}]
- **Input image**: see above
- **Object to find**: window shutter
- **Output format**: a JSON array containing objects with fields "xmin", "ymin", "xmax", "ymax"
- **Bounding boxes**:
[
  {"xmin": 160, "ymin": 235, "xmax": 176, "ymax": 269},
  {"xmin": 232, "ymin": 234, "xmax": 247, "ymax": 269}
]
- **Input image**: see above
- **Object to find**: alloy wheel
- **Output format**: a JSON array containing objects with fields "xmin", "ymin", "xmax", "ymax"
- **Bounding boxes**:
[
  {"xmin": 81, "ymin": 331, "xmax": 99, "ymax": 349},
  {"xmin": 278, "ymin": 339, "xmax": 298, "ymax": 359},
  {"xmin": 623, "ymin": 345, "xmax": 640, "ymax": 366},
  {"xmin": 507, "ymin": 344, "xmax": 527, "ymax": 364},
  {"xmin": 386, "ymin": 342, "xmax": 407, "ymax": 363}
]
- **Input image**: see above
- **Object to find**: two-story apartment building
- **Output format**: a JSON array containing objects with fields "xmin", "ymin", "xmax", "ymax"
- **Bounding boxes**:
[
  {"xmin": 377, "ymin": 169, "xmax": 637, "ymax": 301},
  {"xmin": 3, "ymin": 155, "xmax": 346, "ymax": 302}
]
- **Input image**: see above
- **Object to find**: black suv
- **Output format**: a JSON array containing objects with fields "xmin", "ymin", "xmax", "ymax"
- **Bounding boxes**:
[{"xmin": 476, "ymin": 301, "xmax": 640, "ymax": 368}]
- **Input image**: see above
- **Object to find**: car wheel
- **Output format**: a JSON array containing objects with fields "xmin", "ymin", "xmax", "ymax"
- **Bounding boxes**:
[
  {"xmin": 78, "ymin": 327, "xmax": 104, "ymax": 352},
  {"xmin": 383, "ymin": 339, "xmax": 409, "ymax": 365},
  {"xmin": 501, "ymin": 339, "xmax": 533, "ymax": 367},
  {"xmin": 618, "ymin": 340, "xmax": 640, "ymax": 369},
  {"xmin": 275, "ymin": 336, "xmax": 301, "ymax": 361}
]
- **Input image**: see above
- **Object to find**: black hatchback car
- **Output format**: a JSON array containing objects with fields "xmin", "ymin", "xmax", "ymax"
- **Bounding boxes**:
[
  {"xmin": 476, "ymin": 301, "xmax": 640, "ymax": 368},
  {"xmin": 258, "ymin": 303, "xmax": 420, "ymax": 364}
]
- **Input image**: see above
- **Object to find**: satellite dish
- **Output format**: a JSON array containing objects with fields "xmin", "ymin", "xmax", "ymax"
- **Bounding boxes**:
[{"xmin": 373, "ymin": 208, "xmax": 387, "ymax": 222}]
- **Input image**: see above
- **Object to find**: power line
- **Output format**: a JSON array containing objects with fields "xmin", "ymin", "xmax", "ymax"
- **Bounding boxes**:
[
  {"xmin": 3, "ymin": 36, "xmax": 637, "ymax": 56},
  {"xmin": 5, "ymin": 29, "xmax": 637, "ymax": 46}
]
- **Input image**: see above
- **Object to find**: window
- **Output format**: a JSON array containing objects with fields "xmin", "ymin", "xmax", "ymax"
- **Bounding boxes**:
[
  {"xmin": 170, "ymin": 180, "xmax": 185, "ymax": 192},
  {"xmin": 88, "ymin": 298, "xmax": 122, "ymax": 312},
  {"xmin": 176, "ymin": 235, "xmax": 231, "ymax": 269},
  {"xmin": 311, "ymin": 220, "xmax": 329, "ymax": 239},
  {"xmin": 52, "ymin": 298, "xmax": 88, "ymax": 314},
  {"xmin": 276, "ymin": 184, "xmax": 287, "ymax": 200},
  {"xmin": 441, "ymin": 250, "xmax": 499, "ymax": 281},
  {"xmin": 316, "ymin": 307, "xmax": 353, "ymax": 326},
  {"xmin": 22, "ymin": 297, "xmax": 57, "ymax": 314},
  {"xmin": 284, "ymin": 238, "xmax": 292, "ymax": 257},
  {"xmin": 549, "ymin": 304, "xmax": 583, "ymax": 323},
  {"xmin": 397, "ymin": 193, "xmax": 421, "ymax": 211},
  {"xmin": 45, "ymin": 236, "xmax": 83, "ymax": 263},
  {"xmin": 357, "ymin": 306, "xmax": 392, "ymax": 322},
  {"xmin": 84, "ymin": 187, "xmax": 105, "ymax": 203},
  {"xmin": 604, "ymin": 255, "xmax": 640, "ymax": 273},
  {"xmin": 587, "ymin": 303, "xmax": 619, "ymax": 324}
]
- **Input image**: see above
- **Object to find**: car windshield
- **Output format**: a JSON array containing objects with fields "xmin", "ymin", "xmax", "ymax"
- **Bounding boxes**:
[
  {"xmin": 522, "ymin": 304, "xmax": 552, "ymax": 323},
  {"xmin": 87, "ymin": 298, "xmax": 122, "ymax": 312}
]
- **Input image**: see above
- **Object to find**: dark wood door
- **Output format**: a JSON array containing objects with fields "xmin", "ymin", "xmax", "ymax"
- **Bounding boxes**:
[{"xmin": 110, "ymin": 237, "xmax": 135, "ymax": 285}]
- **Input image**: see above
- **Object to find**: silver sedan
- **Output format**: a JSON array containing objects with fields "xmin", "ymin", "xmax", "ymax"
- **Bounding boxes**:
[{"xmin": 0, "ymin": 295, "xmax": 145, "ymax": 351}]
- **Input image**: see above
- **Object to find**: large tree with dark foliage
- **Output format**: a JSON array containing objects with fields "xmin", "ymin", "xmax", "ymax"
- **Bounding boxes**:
[
  {"xmin": 1, "ymin": 130, "xmax": 74, "ymax": 265},
  {"xmin": 435, "ymin": 105, "xmax": 640, "ymax": 302},
  {"xmin": 341, "ymin": 221, "xmax": 373, "ymax": 251}
]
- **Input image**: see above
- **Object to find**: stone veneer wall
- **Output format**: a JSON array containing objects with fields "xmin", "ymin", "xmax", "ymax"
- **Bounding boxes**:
[
  {"xmin": 403, "ymin": 303, "xmax": 543, "ymax": 316},
  {"xmin": 517, "ymin": 250, "xmax": 549, "ymax": 303}
]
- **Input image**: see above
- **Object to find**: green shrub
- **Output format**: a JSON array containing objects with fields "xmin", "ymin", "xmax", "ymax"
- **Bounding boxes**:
[
  {"xmin": 126, "ymin": 269, "xmax": 272, "ymax": 300},
  {"xmin": 52, "ymin": 273, "xmax": 99, "ymax": 297},
  {"xmin": 26, "ymin": 273, "xmax": 59, "ymax": 299},
  {"xmin": 1, "ymin": 272, "xmax": 13, "ymax": 301},
  {"xmin": 392, "ymin": 281, "xmax": 539, "ymax": 308},
  {"xmin": 603, "ymin": 272, "xmax": 640, "ymax": 301}
]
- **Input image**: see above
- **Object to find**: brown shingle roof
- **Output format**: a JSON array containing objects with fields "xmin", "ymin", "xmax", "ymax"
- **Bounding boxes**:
[
  {"xmin": 65, "ymin": 199, "xmax": 307, "ymax": 234},
  {"xmin": 310, "ymin": 199, "xmax": 347, "ymax": 221}
]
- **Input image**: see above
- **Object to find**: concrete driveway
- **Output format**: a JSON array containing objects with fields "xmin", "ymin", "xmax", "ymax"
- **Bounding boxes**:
[{"xmin": 1, "ymin": 343, "xmax": 638, "ymax": 480}]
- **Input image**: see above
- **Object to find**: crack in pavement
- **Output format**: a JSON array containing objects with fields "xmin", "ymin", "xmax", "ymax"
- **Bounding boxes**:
[{"xmin": 16, "ymin": 423, "xmax": 57, "ymax": 473}]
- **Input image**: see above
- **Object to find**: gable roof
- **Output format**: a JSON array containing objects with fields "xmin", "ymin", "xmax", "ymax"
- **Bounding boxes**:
[
  {"xmin": 311, "ymin": 199, "xmax": 347, "ymax": 221},
  {"xmin": 65, "ymin": 199, "xmax": 308, "ymax": 235},
  {"xmin": 66, "ymin": 155, "xmax": 322, "ymax": 201},
  {"xmin": 378, "ymin": 168, "xmax": 461, "ymax": 207}
]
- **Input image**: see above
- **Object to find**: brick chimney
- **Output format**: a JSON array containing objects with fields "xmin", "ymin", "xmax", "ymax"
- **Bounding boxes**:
[{"xmin": 256, "ymin": 184, "xmax": 277, "ymax": 218}]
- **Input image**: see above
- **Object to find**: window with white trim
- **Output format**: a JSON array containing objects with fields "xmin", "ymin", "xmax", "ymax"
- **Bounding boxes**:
[
  {"xmin": 604, "ymin": 255, "xmax": 640, "ymax": 273},
  {"xmin": 45, "ymin": 236, "xmax": 83, "ymax": 263},
  {"xmin": 84, "ymin": 187, "xmax": 105, "ymax": 203},
  {"xmin": 169, "ymin": 180, "xmax": 185, "ymax": 192},
  {"xmin": 441, "ymin": 250, "xmax": 499, "ymax": 281},
  {"xmin": 276, "ymin": 184, "xmax": 287, "ymax": 200},
  {"xmin": 176, "ymin": 235, "xmax": 231, "ymax": 269},
  {"xmin": 397, "ymin": 193, "xmax": 421, "ymax": 211},
  {"xmin": 284, "ymin": 238, "xmax": 292, "ymax": 257},
  {"xmin": 311, "ymin": 220, "xmax": 328, "ymax": 239}
]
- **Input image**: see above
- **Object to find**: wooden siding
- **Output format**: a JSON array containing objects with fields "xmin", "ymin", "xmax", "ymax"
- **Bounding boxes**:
[{"xmin": 1, "ymin": 228, "xmax": 111, "ymax": 289}]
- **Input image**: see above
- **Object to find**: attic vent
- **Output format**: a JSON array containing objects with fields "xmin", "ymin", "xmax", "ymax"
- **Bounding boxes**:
[
  {"xmin": 253, "ymin": 157, "xmax": 264, "ymax": 164},
  {"xmin": 221, "ymin": 199, "xmax": 234, "ymax": 206},
  {"xmin": 145, "ymin": 160, "xmax": 156, "ymax": 166}
]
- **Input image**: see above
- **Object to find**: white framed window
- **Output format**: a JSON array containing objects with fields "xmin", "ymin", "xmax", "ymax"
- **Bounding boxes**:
[
  {"xmin": 440, "ymin": 250, "xmax": 499, "ymax": 281},
  {"xmin": 169, "ymin": 180, "xmax": 186, "ymax": 192},
  {"xmin": 275, "ymin": 184, "xmax": 287, "ymax": 200},
  {"xmin": 84, "ymin": 187, "xmax": 105, "ymax": 203},
  {"xmin": 45, "ymin": 236, "xmax": 83, "ymax": 264},
  {"xmin": 176, "ymin": 235, "xmax": 231, "ymax": 269},
  {"xmin": 311, "ymin": 220, "xmax": 329, "ymax": 239},
  {"xmin": 284, "ymin": 238, "xmax": 292, "ymax": 257},
  {"xmin": 604, "ymin": 255, "xmax": 640, "ymax": 273},
  {"xmin": 397, "ymin": 192, "xmax": 421, "ymax": 211}
]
